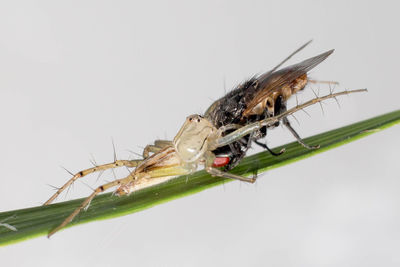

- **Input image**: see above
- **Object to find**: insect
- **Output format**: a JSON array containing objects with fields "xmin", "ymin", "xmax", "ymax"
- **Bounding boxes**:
[{"xmin": 206, "ymin": 41, "xmax": 337, "ymax": 171}]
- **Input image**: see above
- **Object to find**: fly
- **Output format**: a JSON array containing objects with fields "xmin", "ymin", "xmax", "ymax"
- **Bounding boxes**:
[{"xmin": 206, "ymin": 41, "xmax": 339, "ymax": 170}]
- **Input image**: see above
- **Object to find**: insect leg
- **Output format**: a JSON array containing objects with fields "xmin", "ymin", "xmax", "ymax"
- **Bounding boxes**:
[
  {"xmin": 44, "ymin": 159, "xmax": 142, "ymax": 205},
  {"xmin": 143, "ymin": 140, "xmax": 173, "ymax": 158},
  {"xmin": 254, "ymin": 140, "xmax": 285, "ymax": 156},
  {"xmin": 214, "ymin": 89, "xmax": 367, "ymax": 148},
  {"xmin": 48, "ymin": 175, "xmax": 134, "ymax": 237},
  {"xmin": 308, "ymin": 79, "xmax": 339, "ymax": 85},
  {"xmin": 282, "ymin": 117, "xmax": 320, "ymax": 149},
  {"xmin": 204, "ymin": 152, "xmax": 256, "ymax": 183}
]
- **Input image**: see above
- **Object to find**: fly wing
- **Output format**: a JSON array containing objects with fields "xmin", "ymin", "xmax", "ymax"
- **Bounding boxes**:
[{"xmin": 243, "ymin": 49, "xmax": 334, "ymax": 116}]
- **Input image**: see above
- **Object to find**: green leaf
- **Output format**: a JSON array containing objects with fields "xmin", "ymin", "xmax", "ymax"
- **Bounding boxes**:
[{"xmin": 0, "ymin": 110, "xmax": 399, "ymax": 246}]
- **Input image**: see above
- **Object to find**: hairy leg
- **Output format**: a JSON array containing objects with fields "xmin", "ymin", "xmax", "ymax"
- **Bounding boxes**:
[
  {"xmin": 44, "ymin": 159, "xmax": 142, "ymax": 205},
  {"xmin": 214, "ymin": 89, "xmax": 367, "ymax": 148},
  {"xmin": 282, "ymin": 117, "xmax": 319, "ymax": 149},
  {"xmin": 48, "ymin": 175, "xmax": 134, "ymax": 237},
  {"xmin": 143, "ymin": 140, "xmax": 173, "ymax": 158},
  {"xmin": 204, "ymin": 151, "xmax": 256, "ymax": 183}
]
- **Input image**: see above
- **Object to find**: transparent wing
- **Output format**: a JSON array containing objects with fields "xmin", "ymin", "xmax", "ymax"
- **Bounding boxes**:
[{"xmin": 244, "ymin": 49, "xmax": 334, "ymax": 115}]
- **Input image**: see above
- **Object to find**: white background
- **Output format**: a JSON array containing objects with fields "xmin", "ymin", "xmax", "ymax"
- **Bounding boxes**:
[{"xmin": 0, "ymin": 1, "xmax": 399, "ymax": 266}]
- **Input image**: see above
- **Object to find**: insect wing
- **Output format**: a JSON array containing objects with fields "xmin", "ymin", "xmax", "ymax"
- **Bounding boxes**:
[{"xmin": 244, "ymin": 49, "xmax": 334, "ymax": 116}]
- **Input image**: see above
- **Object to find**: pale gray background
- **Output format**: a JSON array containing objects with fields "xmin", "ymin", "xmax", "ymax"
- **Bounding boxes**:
[{"xmin": 0, "ymin": 0, "xmax": 399, "ymax": 266}]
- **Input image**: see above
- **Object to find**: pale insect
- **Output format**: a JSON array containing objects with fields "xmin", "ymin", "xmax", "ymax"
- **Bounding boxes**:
[{"xmin": 46, "ymin": 88, "xmax": 366, "ymax": 237}]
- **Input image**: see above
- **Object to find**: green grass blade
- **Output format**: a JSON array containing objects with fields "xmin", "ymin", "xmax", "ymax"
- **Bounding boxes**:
[{"xmin": 0, "ymin": 110, "xmax": 399, "ymax": 246}]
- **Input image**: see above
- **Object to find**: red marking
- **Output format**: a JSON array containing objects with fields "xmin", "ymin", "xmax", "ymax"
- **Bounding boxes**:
[{"xmin": 212, "ymin": 157, "xmax": 230, "ymax": 167}]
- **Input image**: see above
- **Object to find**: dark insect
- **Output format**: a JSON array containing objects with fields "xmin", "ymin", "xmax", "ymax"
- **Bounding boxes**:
[{"xmin": 207, "ymin": 41, "xmax": 334, "ymax": 170}]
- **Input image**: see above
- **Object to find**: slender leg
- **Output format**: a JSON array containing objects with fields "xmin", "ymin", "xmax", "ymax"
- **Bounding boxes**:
[
  {"xmin": 282, "ymin": 117, "xmax": 320, "ymax": 149},
  {"xmin": 254, "ymin": 140, "xmax": 285, "ymax": 156},
  {"xmin": 44, "ymin": 159, "xmax": 142, "ymax": 205},
  {"xmin": 143, "ymin": 140, "xmax": 173, "ymax": 158},
  {"xmin": 308, "ymin": 79, "xmax": 339, "ymax": 85},
  {"xmin": 214, "ymin": 89, "xmax": 367, "ymax": 148},
  {"xmin": 48, "ymin": 175, "xmax": 134, "ymax": 238},
  {"xmin": 204, "ymin": 152, "xmax": 256, "ymax": 183}
]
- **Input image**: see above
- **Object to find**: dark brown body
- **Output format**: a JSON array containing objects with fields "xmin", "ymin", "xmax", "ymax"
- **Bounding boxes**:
[{"xmin": 205, "ymin": 49, "xmax": 333, "ymax": 170}]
